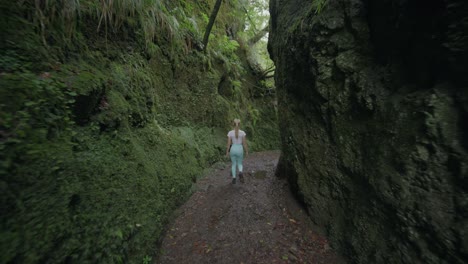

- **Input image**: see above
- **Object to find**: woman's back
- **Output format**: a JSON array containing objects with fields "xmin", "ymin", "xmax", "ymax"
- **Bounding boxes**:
[{"xmin": 227, "ymin": 130, "xmax": 246, "ymax": 144}]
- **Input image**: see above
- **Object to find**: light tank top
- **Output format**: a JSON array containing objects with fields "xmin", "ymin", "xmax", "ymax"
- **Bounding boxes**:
[{"xmin": 227, "ymin": 130, "xmax": 246, "ymax": 144}]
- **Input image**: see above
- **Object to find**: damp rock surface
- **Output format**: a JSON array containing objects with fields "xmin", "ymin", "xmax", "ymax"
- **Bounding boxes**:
[{"xmin": 268, "ymin": 0, "xmax": 468, "ymax": 263}]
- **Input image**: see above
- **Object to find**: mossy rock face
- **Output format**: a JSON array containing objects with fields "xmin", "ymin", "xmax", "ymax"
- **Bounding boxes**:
[
  {"xmin": 269, "ymin": 0, "xmax": 468, "ymax": 263},
  {"xmin": 0, "ymin": 0, "xmax": 279, "ymax": 263}
]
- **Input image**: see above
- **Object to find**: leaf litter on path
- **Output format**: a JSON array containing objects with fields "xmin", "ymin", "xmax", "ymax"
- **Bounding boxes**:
[{"xmin": 157, "ymin": 151, "xmax": 345, "ymax": 264}]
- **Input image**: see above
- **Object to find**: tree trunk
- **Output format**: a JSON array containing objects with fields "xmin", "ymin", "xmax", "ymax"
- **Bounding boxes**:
[
  {"xmin": 248, "ymin": 23, "xmax": 269, "ymax": 46},
  {"xmin": 202, "ymin": 0, "xmax": 223, "ymax": 51}
]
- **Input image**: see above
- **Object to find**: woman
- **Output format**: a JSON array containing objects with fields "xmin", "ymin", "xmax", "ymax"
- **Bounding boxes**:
[{"xmin": 226, "ymin": 118, "xmax": 249, "ymax": 184}]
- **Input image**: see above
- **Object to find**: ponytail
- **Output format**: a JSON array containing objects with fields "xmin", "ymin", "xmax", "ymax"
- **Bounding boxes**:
[{"xmin": 234, "ymin": 118, "xmax": 240, "ymax": 139}]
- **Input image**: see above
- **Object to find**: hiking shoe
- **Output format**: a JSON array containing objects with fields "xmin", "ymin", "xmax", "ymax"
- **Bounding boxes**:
[
  {"xmin": 239, "ymin": 172, "xmax": 244, "ymax": 183},
  {"xmin": 232, "ymin": 178, "xmax": 236, "ymax": 184}
]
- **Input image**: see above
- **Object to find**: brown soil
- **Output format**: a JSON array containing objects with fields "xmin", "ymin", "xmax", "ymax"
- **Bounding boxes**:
[{"xmin": 157, "ymin": 151, "xmax": 345, "ymax": 264}]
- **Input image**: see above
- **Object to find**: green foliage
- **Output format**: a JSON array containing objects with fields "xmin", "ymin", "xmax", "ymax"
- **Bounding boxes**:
[
  {"xmin": 201, "ymin": 13, "xmax": 209, "ymax": 24},
  {"xmin": 231, "ymin": 79, "xmax": 244, "ymax": 100},
  {"xmin": 219, "ymin": 36, "xmax": 240, "ymax": 55},
  {"xmin": 240, "ymin": 0, "xmax": 269, "ymax": 41},
  {"xmin": 5, "ymin": 0, "xmax": 207, "ymax": 55},
  {"xmin": 313, "ymin": 0, "xmax": 329, "ymax": 14},
  {"xmin": 237, "ymin": 0, "xmax": 276, "ymax": 98},
  {"xmin": 1, "ymin": 121, "xmax": 218, "ymax": 263},
  {"xmin": 0, "ymin": 23, "xmax": 225, "ymax": 263},
  {"xmin": 142, "ymin": 255, "xmax": 152, "ymax": 264},
  {"xmin": 209, "ymin": 36, "xmax": 245, "ymax": 78},
  {"xmin": 0, "ymin": 55, "xmax": 76, "ymax": 177},
  {"xmin": 0, "ymin": 0, "xmax": 279, "ymax": 263},
  {"xmin": 247, "ymin": 105, "xmax": 261, "ymax": 126},
  {"xmin": 246, "ymin": 98, "xmax": 280, "ymax": 151}
]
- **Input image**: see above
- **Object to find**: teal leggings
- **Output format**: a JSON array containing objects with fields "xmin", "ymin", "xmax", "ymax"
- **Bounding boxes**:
[{"xmin": 229, "ymin": 144, "xmax": 244, "ymax": 178}]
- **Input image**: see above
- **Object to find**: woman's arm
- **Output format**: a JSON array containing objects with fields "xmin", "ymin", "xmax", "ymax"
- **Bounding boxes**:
[
  {"xmin": 226, "ymin": 136, "xmax": 232, "ymax": 157},
  {"xmin": 242, "ymin": 136, "xmax": 249, "ymax": 156}
]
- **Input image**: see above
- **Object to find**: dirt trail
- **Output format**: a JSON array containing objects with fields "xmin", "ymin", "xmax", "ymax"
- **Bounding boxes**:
[{"xmin": 157, "ymin": 151, "xmax": 344, "ymax": 264}]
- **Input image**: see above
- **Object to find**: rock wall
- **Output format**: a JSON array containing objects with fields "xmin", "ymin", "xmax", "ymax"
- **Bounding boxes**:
[{"xmin": 269, "ymin": 0, "xmax": 468, "ymax": 263}]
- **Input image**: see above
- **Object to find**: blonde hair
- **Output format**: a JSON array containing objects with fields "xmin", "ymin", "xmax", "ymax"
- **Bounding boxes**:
[{"xmin": 233, "ymin": 118, "xmax": 240, "ymax": 139}]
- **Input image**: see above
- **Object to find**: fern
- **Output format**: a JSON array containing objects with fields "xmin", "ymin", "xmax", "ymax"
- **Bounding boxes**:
[
  {"xmin": 27, "ymin": 0, "xmax": 192, "ymax": 52},
  {"xmin": 247, "ymin": 105, "xmax": 260, "ymax": 126}
]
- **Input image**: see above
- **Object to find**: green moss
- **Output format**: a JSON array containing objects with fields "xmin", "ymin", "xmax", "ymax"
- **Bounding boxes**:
[
  {"xmin": 1, "ymin": 119, "xmax": 225, "ymax": 263},
  {"xmin": 1, "ymin": 0, "xmax": 279, "ymax": 263}
]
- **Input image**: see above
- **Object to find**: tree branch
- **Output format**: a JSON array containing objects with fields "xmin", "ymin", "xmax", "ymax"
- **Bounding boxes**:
[
  {"xmin": 261, "ymin": 68, "xmax": 275, "ymax": 76},
  {"xmin": 248, "ymin": 23, "xmax": 269, "ymax": 46},
  {"xmin": 202, "ymin": 0, "xmax": 223, "ymax": 52},
  {"xmin": 242, "ymin": 5, "xmax": 258, "ymax": 33}
]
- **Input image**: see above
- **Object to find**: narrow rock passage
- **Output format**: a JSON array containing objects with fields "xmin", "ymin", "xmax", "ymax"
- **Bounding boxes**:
[{"xmin": 157, "ymin": 151, "xmax": 344, "ymax": 264}]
